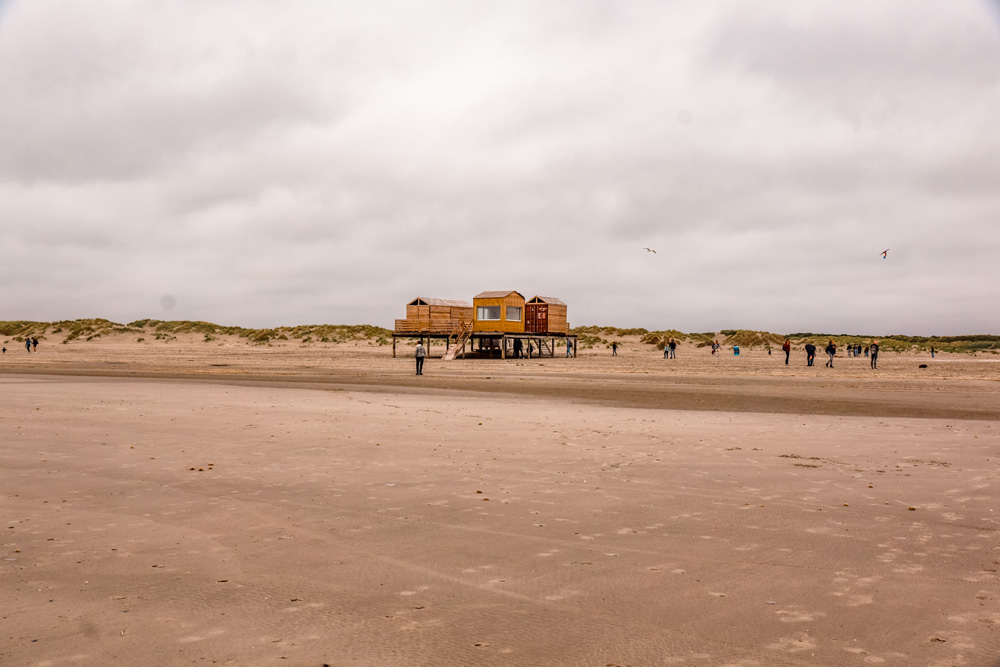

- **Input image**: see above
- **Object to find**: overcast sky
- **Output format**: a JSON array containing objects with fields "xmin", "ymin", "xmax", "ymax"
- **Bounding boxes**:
[{"xmin": 1, "ymin": 1, "xmax": 998, "ymax": 335}]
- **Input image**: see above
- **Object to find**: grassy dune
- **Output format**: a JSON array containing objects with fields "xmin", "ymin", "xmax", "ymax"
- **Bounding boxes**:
[
  {"xmin": 570, "ymin": 325, "xmax": 1000, "ymax": 354},
  {"xmin": 0, "ymin": 319, "xmax": 392, "ymax": 346},
  {"xmin": 1, "ymin": 320, "xmax": 997, "ymax": 354}
]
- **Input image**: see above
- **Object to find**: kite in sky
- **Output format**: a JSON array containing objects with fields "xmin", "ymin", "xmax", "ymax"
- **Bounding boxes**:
[
  {"xmin": 880, "ymin": 249, "xmax": 889, "ymax": 259},
  {"xmin": 643, "ymin": 248, "xmax": 657, "ymax": 254}
]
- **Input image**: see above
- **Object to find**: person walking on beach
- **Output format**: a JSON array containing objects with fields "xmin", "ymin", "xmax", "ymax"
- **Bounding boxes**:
[
  {"xmin": 805, "ymin": 342, "xmax": 816, "ymax": 366},
  {"xmin": 930, "ymin": 346, "xmax": 935, "ymax": 359},
  {"xmin": 824, "ymin": 340, "xmax": 836, "ymax": 368},
  {"xmin": 668, "ymin": 338, "xmax": 677, "ymax": 359},
  {"xmin": 870, "ymin": 340, "xmax": 879, "ymax": 370},
  {"xmin": 566, "ymin": 338, "xmax": 573, "ymax": 358},
  {"xmin": 711, "ymin": 340, "xmax": 720, "ymax": 355},
  {"xmin": 414, "ymin": 341, "xmax": 426, "ymax": 375},
  {"xmin": 611, "ymin": 342, "xmax": 618, "ymax": 356},
  {"xmin": 782, "ymin": 339, "xmax": 791, "ymax": 365},
  {"xmin": 31, "ymin": 338, "xmax": 38, "ymax": 353},
  {"xmin": 25, "ymin": 339, "xmax": 31, "ymax": 353}
]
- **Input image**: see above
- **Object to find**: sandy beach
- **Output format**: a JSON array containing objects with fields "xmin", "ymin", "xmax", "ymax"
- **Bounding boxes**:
[{"xmin": 2, "ymin": 335, "xmax": 999, "ymax": 666}]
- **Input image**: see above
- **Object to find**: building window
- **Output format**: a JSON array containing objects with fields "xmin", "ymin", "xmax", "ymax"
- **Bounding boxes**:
[
  {"xmin": 506, "ymin": 306, "xmax": 522, "ymax": 321},
  {"xmin": 477, "ymin": 306, "xmax": 501, "ymax": 321}
]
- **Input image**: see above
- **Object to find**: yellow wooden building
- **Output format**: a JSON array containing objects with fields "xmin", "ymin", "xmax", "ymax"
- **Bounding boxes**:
[{"xmin": 472, "ymin": 290, "xmax": 526, "ymax": 333}]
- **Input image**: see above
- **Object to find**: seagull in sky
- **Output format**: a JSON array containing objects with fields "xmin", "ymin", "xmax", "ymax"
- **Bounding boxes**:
[
  {"xmin": 880, "ymin": 249, "xmax": 889, "ymax": 259},
  {"xmin": 644, "ymin": 247, "xmax": 657, "ymax": 254}
]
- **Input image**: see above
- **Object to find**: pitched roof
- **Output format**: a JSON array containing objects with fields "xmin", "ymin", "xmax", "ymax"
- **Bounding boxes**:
[
  {"xmin": 408, "ymin": 297, "xmax": 472, "ymax": 307},
  {"xmin": 528, "ymin": 296, "xmax": 566, "ymax": 305},
  {"xmin": 474, "ymin": 290, "xmax": 524, "ymax": 299}
]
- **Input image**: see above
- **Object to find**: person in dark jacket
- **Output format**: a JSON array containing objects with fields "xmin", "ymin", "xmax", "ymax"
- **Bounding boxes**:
[
  {"xmin": 804, "ymin": 342, "xmax": 816, "ymax": 366},
  {"xmin": 870, "ymin": 340, "xmax": 879, "ymax": 370},
  {"xmin": 415, "ymin": 342, "xmax": 426, "ymax": 375},
  {"xmin": 782, "ymin": 339, "xmax": 791, "ymax": 365},
  {"xmin": 824, "ymin": 341, "xmax": 836, "ymax": 368}
]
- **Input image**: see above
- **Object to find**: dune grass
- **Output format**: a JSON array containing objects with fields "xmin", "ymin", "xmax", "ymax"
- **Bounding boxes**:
[
  {"xmin": 3, "ymin": 320, "xmax": 996, "ymax": 354},
  {"xmin": 1, "ymin": 319, "xmax": 393, "ymax": 346}
]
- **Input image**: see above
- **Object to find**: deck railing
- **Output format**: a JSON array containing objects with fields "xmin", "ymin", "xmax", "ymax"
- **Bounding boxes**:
[{"xmin": 394, "ymin": 319, "xmax": 471, "ymax": 335}]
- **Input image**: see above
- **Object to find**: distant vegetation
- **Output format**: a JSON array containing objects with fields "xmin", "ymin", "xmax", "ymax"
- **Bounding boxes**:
[
  {"xmin": 570, "ymin": 326, "xmax": 714, "ymax": 350},
  {"xmin": 785, "ymin": 333, "xmax": 1000, "ymax": 354},
  {"xmin": 722, "ymin": 330, "xmax": 785, "ymax": 349},
  {"xmin": 568, "ymin": 326, "xmax": 999, "ymax": 354},
  {"xmin": 0, "ymin": 319, "xmax": 392, "ymax": 346},
  {"xmin": 2, "ymin": 320, "xmax": 996, "ymax": 354}
]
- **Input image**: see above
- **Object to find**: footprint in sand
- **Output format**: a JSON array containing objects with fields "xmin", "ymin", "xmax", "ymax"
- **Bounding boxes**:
[
  {"xmin": 776, "ymin": 609, "xmax": 825, "ymax": 623},
  {"xmin": 767, "ymin": 633, "xmax": 816, "ymax": 653}
]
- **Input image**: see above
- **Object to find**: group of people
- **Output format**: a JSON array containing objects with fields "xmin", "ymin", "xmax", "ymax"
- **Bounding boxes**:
[
  {"xmin": 1, "ymin": 338, "xmax": 39, "ymax": 355},
  {"xmin": 411, "ymin": 335, "xmax": 887, "ymax": 375},
  {"xmin": 786, "ymin": 339, "xmax": 879, "ymax": 369},
  {"xmin": 511, "ymin": 338, "xmax": 534, "ymax": 359},
  {"xmin": 414, "ymin": 337, "xmax": 576, "ymax": 374},
  {"xmin": 844, "ymin": 343, "xmax": 868, "ymax": 358}
]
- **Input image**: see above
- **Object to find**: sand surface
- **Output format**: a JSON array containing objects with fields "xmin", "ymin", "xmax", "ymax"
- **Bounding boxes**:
[{"xmin": 2, "ymin": 336, "xmax": 999, "ymax": 666}]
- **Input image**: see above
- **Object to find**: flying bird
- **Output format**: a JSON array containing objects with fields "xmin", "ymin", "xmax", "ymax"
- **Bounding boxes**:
[
  {"xmin": 880, "ymin": 249, "xmax": 889, "ymax": 259},
  {"xmin": 644, "ymin": 248, "xmax": 657, "ymax": 254}
]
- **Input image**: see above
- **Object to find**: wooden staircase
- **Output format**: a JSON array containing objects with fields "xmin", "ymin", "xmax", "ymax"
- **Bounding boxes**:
[{"xmin": 443, "ymin": 320, "xmax": 472, "ymax": 360}]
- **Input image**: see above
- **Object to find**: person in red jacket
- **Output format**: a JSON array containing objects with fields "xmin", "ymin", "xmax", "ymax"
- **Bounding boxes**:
[{"xmin": 782, "ymin": 339, "xmax": 791, "ymax": 365}]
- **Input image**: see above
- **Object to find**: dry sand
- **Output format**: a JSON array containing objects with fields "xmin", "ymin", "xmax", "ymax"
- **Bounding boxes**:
[{"xmin": 2, "ymin": 334, "xmax": 999, "ymax": 666}]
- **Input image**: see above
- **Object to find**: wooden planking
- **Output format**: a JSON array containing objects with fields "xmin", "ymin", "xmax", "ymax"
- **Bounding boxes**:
[
  {"xmin": 394, "ymin": 318, "xmax": 471, "ymax": 335},
  {"xmin": 546, "ymin": 304, "xmax": 568, "ymax": 333},
  {"xmin": 473, "ymin": 291, "xmax": 526, "ymax": 333},
  {"xmin": 398, "ymin": 297, "xmax": 472, "ymax": 335}
]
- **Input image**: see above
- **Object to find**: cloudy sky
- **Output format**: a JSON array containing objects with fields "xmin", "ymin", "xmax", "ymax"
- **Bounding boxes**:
[{"xmin": 1, "ymin": 0, "xmax": 998, "ymax": 335}]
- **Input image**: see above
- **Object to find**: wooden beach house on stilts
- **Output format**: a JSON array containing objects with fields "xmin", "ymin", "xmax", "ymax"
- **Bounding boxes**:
[
  {"xmin": 392, "ymin": 297, "xmax": 473, "ymax": 358},
  {"xmin": 392, "ymin": 291, "xmax": 578, "ymax": 361},
  {"xmin": 471, "ymin": 291, "xmax": 576, "ymax": 359}
]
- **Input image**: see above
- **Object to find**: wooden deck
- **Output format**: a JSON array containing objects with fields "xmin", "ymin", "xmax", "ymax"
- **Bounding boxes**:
[{"xmin": 393, "ymin": 318, "xmax": 469, "ymax": 335}]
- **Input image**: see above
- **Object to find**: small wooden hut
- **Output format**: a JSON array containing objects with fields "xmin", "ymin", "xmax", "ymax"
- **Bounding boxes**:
[
  {"xmin": 473, "ymin": 290, "xmax": 525, "ymax": 333},
  {"xmin": 524, "ymin": 296, "xmax": 568, "ymax": 334},
  {"xmin": 394, "ymin": 297, "xmax": 473, "ymax": 335}
]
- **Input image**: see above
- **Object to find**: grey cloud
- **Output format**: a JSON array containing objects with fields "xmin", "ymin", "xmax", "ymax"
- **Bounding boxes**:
[{"xmin": 1, "ymin": 1, "xmax": 998, "ymax": 334}]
